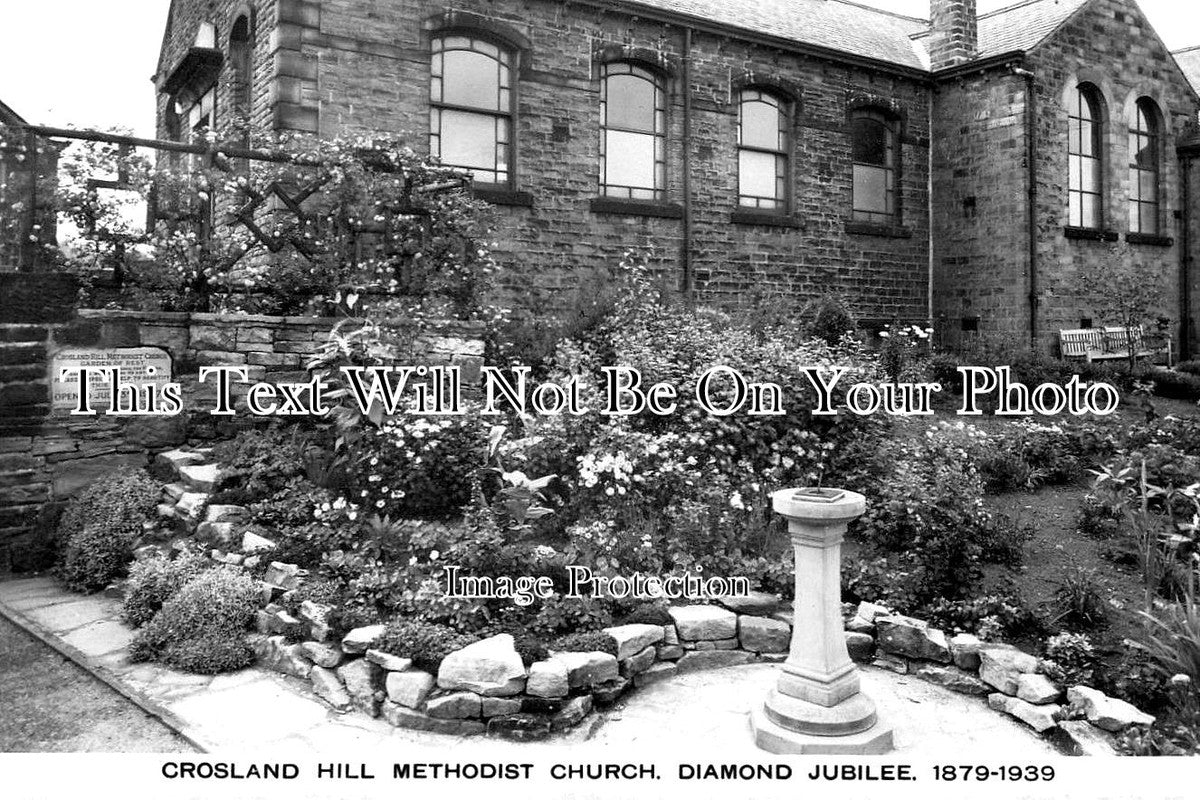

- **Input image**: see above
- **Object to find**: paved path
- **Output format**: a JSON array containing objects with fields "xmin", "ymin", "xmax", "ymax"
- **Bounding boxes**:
[{"xmin": 0, "ymin": 576, "xmax": 1057, "ymax": 756}]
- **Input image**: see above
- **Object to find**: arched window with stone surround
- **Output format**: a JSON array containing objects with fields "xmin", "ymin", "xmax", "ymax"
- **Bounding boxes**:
[
  {"xmin": 1068, "ymin": 83, "xmax": 1104, "ymax": 230},
  {"xmin": 1129, "ymin": 97, "xmax": 1161, "ymax": 236},
  {"xmin": 738, "ymin": 89, "xmax": 789, "ymax": 210},
  {"xmin": 230, "ymin": 14, "xmax": 253, "ymax": 127},
  {"xmin": 851, "ymin": 107, "xmax": 897, "ymax": 223},
  {"xmin": 600, "ymin": 62, "xmax": 666, "ymax": 200},
  {"xmin": 429, "ymin": 35, "xmax": 514, "ymax": 185}
]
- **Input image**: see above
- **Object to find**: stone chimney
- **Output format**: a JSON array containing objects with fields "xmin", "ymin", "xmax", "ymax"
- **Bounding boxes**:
[{"xmin": 928, "ymin": 0, "xmax": 978, "ymax": 70}]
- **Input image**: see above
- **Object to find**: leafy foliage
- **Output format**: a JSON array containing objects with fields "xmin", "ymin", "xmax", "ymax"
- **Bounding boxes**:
[
  {"xmin": 374, "ymin": 618, "xmax": 478, "ymax": 673},
  {"xmin": 56, "ymin": 468, "xmax": 159, "ymax": 593},
  {"xmin": 122, "ymin": 547, "xmax": 210, "ymax": 627}
]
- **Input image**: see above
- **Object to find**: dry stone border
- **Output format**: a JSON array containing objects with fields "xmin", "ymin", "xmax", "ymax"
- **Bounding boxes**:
[{"xmin": 128, "ymin": 447, "xmax": 1157, "ymax": 748}]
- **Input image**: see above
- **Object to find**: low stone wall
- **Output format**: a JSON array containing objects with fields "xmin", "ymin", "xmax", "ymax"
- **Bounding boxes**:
[{"xmin": 0, "ymin": 287, "xmax": 485, "ymax": 572}]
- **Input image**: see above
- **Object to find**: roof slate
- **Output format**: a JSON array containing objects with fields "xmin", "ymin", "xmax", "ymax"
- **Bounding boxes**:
[{"xmin": 621, "ymin": 0, "xmax": 1102, "ymax": 73}]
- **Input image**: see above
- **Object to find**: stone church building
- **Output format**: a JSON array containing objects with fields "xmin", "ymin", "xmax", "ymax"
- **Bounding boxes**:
[{"xmin": 154, "ymin": 0, "xmax": 1200, "ymax": 357}]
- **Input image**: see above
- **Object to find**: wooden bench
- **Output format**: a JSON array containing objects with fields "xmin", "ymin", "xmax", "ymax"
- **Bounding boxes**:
[{"xmin": 1058, "ymin": 326, "xmax": 1171, "ymax": 365}]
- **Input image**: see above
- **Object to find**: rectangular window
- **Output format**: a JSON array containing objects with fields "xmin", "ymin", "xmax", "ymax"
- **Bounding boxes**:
[
  {"xmin": 1068, "ymin": 86, "xmax": 1103, "ymax": 229},
  {"xmin": 851, "ymin": 109, "xmax": 896, "ymax": 223},
  {"xmin": 600, "ymin": 63, "xmax": 665, "ymax": 200},
  {"xmin": 738, "ymin": 90, "xmax": 788, "ymax": 210},
  {"xmin": 429, "ymin": 36, "xmax": 513, "ymax": 185}
]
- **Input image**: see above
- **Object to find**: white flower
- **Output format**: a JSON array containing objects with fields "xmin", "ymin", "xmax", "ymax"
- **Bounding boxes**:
[
  {"xmin": 729, "ymin": 491, "xmax": 745, "ymax": 510},
  {"xmin": 430, "ymin": 550, "xmax": 440, "ymax": 561}
]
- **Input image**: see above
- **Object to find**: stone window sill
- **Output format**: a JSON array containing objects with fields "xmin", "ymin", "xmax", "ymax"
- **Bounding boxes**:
[
  {"xmin": 731, "ymin": 209, "xmax": 802, "ymax": 229},
  {"xmin": 1125, "ymin": 232, "xmax": 1174, "ymax": 247},
  {"xmin": 845, "ymin": 220, "xmax": 911, "ymax": 238},
  {"xmin": 473, "ymin": 185, "xmax": 534, "ymax": 207},
  {"xmin": 1063, "ymin": 226, "xmax": 1119, "ymax": 242},
  {"xmin": 589, "ymin": 197, "xmax": 683, "ymax": 219}
]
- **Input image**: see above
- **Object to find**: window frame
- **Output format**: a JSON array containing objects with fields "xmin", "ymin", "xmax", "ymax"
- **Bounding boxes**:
[
  {"xmin": 737, "ymin": 88, "xmax": 790, "ymax": 211},
  {"xmin": 1128, "ymin": 97, "xmax": 1161, "ymax": 236},
  {"xmin": 1068, "ymin": 84, "xmax": 1104, "ymax": 230},
  {"xmin": 229, "ymin": 14, "xmax": 253, "ymax": 127},
  {"xmin": 428, "ymin": 33, "xmax": 516, "ymax": 187},
  {"xmin": 599, "ymin": 61, "xmax": 667, "ymax": 201},
  {"xmin": 850, "ymin": 107, "xmax": 898, "ymax": 224}
]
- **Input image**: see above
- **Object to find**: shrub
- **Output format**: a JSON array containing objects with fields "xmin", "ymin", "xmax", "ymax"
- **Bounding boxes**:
[
  {"xmin": 531, "ymin": 595, "xmax": 613, "ymax": 636},
  {"xmin": 129, "ymin": 567, "xmax": 261, "ymax": 673},
  {"xmin": 1041, "ymin": 632, "xmax": 1099, "ymax": 688},
  {"xmin": 551, "ymin": 630, "xmax": 618, "ymax": 656},
  {"xmin": 1140, "ymin": 594, "xmax": 1200, "ymax": 709},
  {"xmin": 1076, "ymin": 497, "xmax": 1123, "ymax": 540},
  {"xmin": 121, "ymin": 548, "xmax": 209, "ymax": 627},
  {"xmin": 374, "ymin": 619, "xmax": 478, "ymax": 673},
  {"xmin": 56, "ymin": 468, "xmax": 160, "ymax": 593},
  {"xmin": 1052, "ymin": 567, "xmax": 1110, "ymax": 630},
  {"xmin": 1178, "ymin": 360, "xmax": 1200, "ymax": 377},
  {"xmin": 978, "ymin": 514, "xmax": 1032, "ymax": 567},
  {"xmin": 1149, "ymin": 369, "xmax": 1200, "ymax": 401},
  {"xmin": 921, "ymin": 587, "xmax": 1044, "ymax": 640},
  {"xmin": 211, "ymin": 427, "xmax": 309, "ymax": 501},
  {"xmin": 841, "ymin": 556, "xmax": 922, "ymax": 615},
  {"xmin": 979, "ymin": 451, "xmax": 1031, "ymax": 494},
  {"xmin": 801, "ymin": 295, "xmax": 857, "ymax": 346}
]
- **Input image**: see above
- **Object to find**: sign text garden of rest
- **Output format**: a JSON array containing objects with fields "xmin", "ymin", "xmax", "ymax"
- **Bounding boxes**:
[{"xmin": 50, "ymin": 347, "xmax": 173, "ymax": 413}]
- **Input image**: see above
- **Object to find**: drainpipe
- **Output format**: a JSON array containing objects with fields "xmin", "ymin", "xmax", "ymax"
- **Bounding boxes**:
[
  {"xmin": 927, "ymin": 92, "xmax": 935, "ymax": 338},
  {"xmin": 1182, "ymin": 154, "xmax": 1193, "ymax": 361},
  {"xmin": 681, "ymin": 27, "xmax": 694, "ymax": 301},
  {"xmin": 1012, "ymin": 66, "xmax": 1039, "ymax": 350}
]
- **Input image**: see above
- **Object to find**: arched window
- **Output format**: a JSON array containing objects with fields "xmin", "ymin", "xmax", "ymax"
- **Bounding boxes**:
[
  {"xmin": 1129, "ymin": 98, "xmax": 1160, "ymax": 235},
  {"xmin": 1068, "ymin": 84, "xmax": 1103, "ymax": 229},
  {"xmin": 851, "ymin": 108, "xmax": 897, "ymax": 223},
  {"xmin": 738, "ymin": 90, "xmax": 789, "ymax": 210},
  {"xmin": 429, "ymin": 35, "xmax": 513, "ymax": 185},
  {"xmin": 600, "ymin": 62, "xmax": 665, "ymax": 200},
  {"xmin": 230, "ymin": 14, "xmax": 253, "ymax": 126}
]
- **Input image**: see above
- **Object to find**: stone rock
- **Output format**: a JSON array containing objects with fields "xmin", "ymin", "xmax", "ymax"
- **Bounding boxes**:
[
  {"xmin": 386, "ymin": 669, "xmax": 436, "ymax": 709},
  {"xmin": 875, "ymin": 615, "xmax": 951, "ymax": 663},
  {"xmin": 619, "ymin": 645, "xmax": 657, "ymax": 677},
  {"xmin": 602, "ymin": 623, "xmax": 664, "ymax": 660},
  {"xmin": 298, "ymin": 600, "xmax": 333, "ymax": 643},
  {"xmin": 310, "ymin": 665, "xmax": 352, "ymax": 712},
  {"xmin": 988, "ymin": 693, "xmax": 1060, "ymax": 733},
  {"xmin": 716, "ymin": 591, "xmax": 781, "ymax": 615},
  {"xmin": 268, "ymin": 609, "xmax": 305, "ymax": 638},
  {"xmin": 300, "ymin": 641, "xmax": 344, "ymax": 669},
  {"xmin": 179, "ymin": 463, "xmax": 221, "ymax": 493},
  {"xmin": 669, "ymin": 605, "xmax": 738, "ymax": 641},
  {"xmin": 382, "ymin": 703, "xmax": 485, "ymax": 736},
  {"xmin": 591, "ymin": 677, "xmax": 630, "ymax": 705},
  {"xmin": 549, "ymin": 651, "xmax": 619, "ymax": 689},
  {"xmin": 1057, "ymin": 720, "xmax": 1118, "ymax": 756},
  {"xmin": 675, "ymin": 651, "xmax": 755, "ymax": 673},
  {"xmin": 656, "ymin": 644, "xmax": 684, "ymax": 661},
  {"xmin": 263, "ymin": 561, "xmax": 304, "ymax": 590},
  {"xmin": 341, "ymin": 624, "xmax": 387, "ymax": 655},
  {"xmin": 845, "ymin": 632, "xmax": 874, "ymax": 662},
  {"xmin": 738, "ymin": 616, "xmax": 791, "ymax": 654},
  {"xmin": 366, "ymin": 649, "xmax": 413, "ymax": 672},
  {"xmin": 551, "ymin": 695, "xmax": 593, "ymax": 731},
  {"xmin": 521, "ymin": 696, "xmax": 566, "ymax": 714},
  {"xmin": 174, "ymin": 493, "xmax": 209, "ymax": 526},
  {"xmin": 155, "ymin": 449, "xmax": 204, "ymax": 479},
  {"xmin": 1017, "ymin": 673, "xmax": 1062, "ymax": 705},
  {"xmin": 438, "ymin": 634, "xmax": 527, "ymax": 697},
  {"xmin": 252, "ymin": 635, "xmax": 312, "ymax": 679},
  {"xmin": 978, "ymin": 645, "xmax": 1040, "ymax": 695},
  {"xmin": 163, "ymin": 482, "xmax": 187, "ymax": 502},
  {"xmin": 205, "ymin": 504, "xmax": 248, "ymax": 524},
  {"xmin": 872, "ymin": 654, "xmax": 908, "ymax": 674},
  {"xmin": 336, "ymin": 658, "xmax": 384, "ymax": 717},
  {"xmin": 913, "ymin": 664, "xmax": 991, "ymax": 696},
  {"xmin": 486, "ymin": 714, "xmax": 551, "ymax": 741},
  {"xmin": 481, "ymin": 696, "xmax": 523, "ymax": 718},
  {"xmin": 661, "ymin": 625, "xmax": 679, "ymax": 646},
  {"xmin": 156, "ymin": 503, "xmax": 176, "ymax": 520},
  {"xmin": 1066, "ymin": 686, "xmax": 1155, "ymax": 732},
  {"xmin": 695, "ymin": 638, "xmax": 739, "ymax": 651},
  {"xmin": 133, "ymin": 544, "xmax": 162, "ymax": 561},
  {"xmin": 196, "ymin": 521, "xmax": 236, "ymax": 545},
  {"xmin": 241, "ymin": 531, "xmax": 277, "ymax": 554},
  {"xmin": 634, "ymin": 661, "xmax": 678, "ymax": 688},
  {"xmin": 254, "ymin": 609, "xmax": 274, "ymax": 635},
  {"xmin": 844, "ymin": 616, "xmax": 875, "ymax": 634},
  {"xmin": 855, "ymin": 601, "xmax": 891, "ymax": 623},
  {"xmin": 425, "ymin": 691, "xmax": 482, "ymax": 719},
  {"xmin": 949, "ymin": 633, "xmax": 984, "ymax": 671},
  {"xmin": 526, "ymin": 660, "xmax": 569, "ymax": 698},
  {"xmin": 772, "ymin": 609, "xmax": 794, "ymax": 627}
]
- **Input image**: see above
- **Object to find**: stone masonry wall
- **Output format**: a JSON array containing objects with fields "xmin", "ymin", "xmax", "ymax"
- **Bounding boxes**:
[
  {"xmin": 156, "ymin": 0, "xmax": 935, "ymax": 330},
  {"xmin": 0, "ymin": 274, "xmax": 484, "ymax": 572}
]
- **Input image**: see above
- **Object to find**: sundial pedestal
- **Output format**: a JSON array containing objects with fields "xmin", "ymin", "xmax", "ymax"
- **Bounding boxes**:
[{"xmin": 750, "ymin": 488, "xmax": 894, "ymax": 755}]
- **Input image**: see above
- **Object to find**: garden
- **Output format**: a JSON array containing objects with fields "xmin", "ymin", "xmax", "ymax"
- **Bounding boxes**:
[{"xmin": 10, "ymin": 128, "xmax": 1200, "ymax": 754}]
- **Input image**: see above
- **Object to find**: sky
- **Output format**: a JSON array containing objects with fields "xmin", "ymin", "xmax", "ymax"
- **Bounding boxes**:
[{"xmin": 0, "ymin": 1, "xmax": 1198, "ymax": 137}]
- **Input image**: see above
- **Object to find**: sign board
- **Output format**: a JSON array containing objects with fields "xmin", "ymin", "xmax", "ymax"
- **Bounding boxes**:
[{"xmin": 50, "ymin": 347, "xmax": 173, "ymax": 412}]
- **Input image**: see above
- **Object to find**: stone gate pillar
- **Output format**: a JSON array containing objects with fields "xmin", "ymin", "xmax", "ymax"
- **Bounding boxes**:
[{"xmin": 751, "ymin": 487, "xmax": 894, "ymax": 754}]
